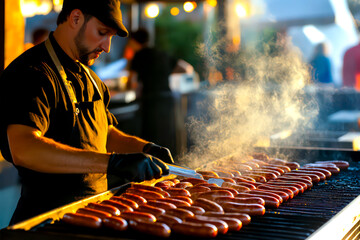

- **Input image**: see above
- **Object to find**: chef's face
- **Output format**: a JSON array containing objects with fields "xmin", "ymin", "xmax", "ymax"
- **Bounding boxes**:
[{"xmin": 75, "ymin": 16, "xmax": 116, "ymax": 66}]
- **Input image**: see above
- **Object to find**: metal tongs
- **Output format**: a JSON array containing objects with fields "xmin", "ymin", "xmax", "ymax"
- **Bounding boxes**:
[{"xmin": 167, "ymin": 163, "xmax": 224, "ymax": 187}]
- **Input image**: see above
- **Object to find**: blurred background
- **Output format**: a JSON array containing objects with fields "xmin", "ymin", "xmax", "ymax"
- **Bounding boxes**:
[{"xmin": 2, "ymin": 0, "xmax": 360, "ymax": 228}]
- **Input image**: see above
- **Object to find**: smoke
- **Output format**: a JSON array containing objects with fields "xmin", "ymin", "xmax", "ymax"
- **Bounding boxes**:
[{"xmin": 177, "ymin": 33, "xmax": 319, "ymax": 168}]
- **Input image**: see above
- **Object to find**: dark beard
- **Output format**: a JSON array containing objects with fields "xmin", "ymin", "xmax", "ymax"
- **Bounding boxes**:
[{"xmin": 74, "ymin": 22, "xmax": 99, "ymax": 66}]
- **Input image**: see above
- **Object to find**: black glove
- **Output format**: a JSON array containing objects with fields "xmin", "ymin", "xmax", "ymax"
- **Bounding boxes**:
[
  {"xmin": 143, "ymin": 143, "xmax": 174, "ymax": 164},
  {"xmin": 107, "ymin": 153, "xmax": 169, "ymax": 183}
]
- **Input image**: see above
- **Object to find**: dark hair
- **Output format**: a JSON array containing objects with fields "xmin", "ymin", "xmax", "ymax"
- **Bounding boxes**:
[
  {"xmin": 56, "ymin": 9, "xmax": 93, "ymax": 25},
  {"xmin": 131, "ymin": 28, "xmax": 149, "ymax": 44}
]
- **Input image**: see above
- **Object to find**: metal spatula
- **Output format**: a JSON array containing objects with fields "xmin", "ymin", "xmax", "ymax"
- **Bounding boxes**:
[{"xmin": 166, "ymin": 163, "xmax": 224, "ymax": 187}]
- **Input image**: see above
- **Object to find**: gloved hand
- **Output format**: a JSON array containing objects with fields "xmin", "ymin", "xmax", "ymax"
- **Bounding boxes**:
[
  {"xmin": 143, "ymin": 143, "xmax": 174, "ymax": 164},
  {"xmin": 107, "ymin": 153, "xmax": 169, "ymax": 182}
]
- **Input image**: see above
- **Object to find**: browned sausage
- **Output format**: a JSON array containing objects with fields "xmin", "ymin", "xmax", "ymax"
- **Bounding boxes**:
[
  {"xmin": 260, "ymin": 166, "xmax": 285, "ymax": 174},
  {"xmin": 208, "ymin": 186, "xmax": 239, "ymax": 195},
  {"xmin": 285, "ymin": 162, "xmax": 300, "ymax": 170},
  {"xmin": 241, "ymin": 174, "xmax": 267, "ymax": 183},
  {"xmin": 227, "ymin": 181, "xmax": 257, "ymax": 190},
  {"xmin": 298, "ymin": 167, "xmax": 332, "ymax": 179},
  {"xmin": 214, "ymin": 196, "xmax": 265, "ymax": 206},
  {"xmin": 315, "ymin": 160, "xmax": 349, "ymax": 170},
  {"xmin": 268, "ymin": 179, "xmax": 308, "ymax": 192},
  {"xmin": 193, "ymin": 198, "xmax": 224, "ymax": 213},
  {"xmin": 171, "ymin": 222, "xmax": 218, "ymax": 238},
  {"xmin": 246, "ymin": 190, "xmax": 283, "ymax": 203},
  {"xmin": 269, "ymin": 158, "xmax": 287, "ymax": 165},
  {"xmin": 196, "ymin": 170, "xmax": 219, "ymax": 178},
  {"xmin": 76, "ymin": 207, "xmax": 112, "ymax": 220},
  {"xmin": 156, "ymin": 214, "xmax": 182, "ymax": 227},
  {"xmin": 178, "ymin": 206, "xmax": 205, "ymax": 215},
  {"xmin": 251, "ymin": 152, "xmax": 270, "ymax": 161},
  {"xmin": 194, "ymin": 183, "xmax": 219, "ymax": 187},
  {"xmin": 120, "ymin": 193, "xmax": 147, "ymax": 206},
  {"xmin": 212, "ymin": 170, "xmax": 234, "ymax": 178},
  {"xmin": 169, "ymin": 196, "xmax": 193, "ymax": 205},
  {"xmin": 137, "ymin": 204, "xmax": 166, "ymax": 217},
  {"xmin": 259, "ymin": 183, "xmax": 300, "ymax": 196},
  {"xmin": 234, "ymin": 176, "xmax": 257, "ymax": 183},
  {"xmin": 168, "ymin": 178, "xmax": 181, "ymax": 184},
  {"xmin": 166, "ymin": 208, "xmax": 194, "ymax": 220},
  {"xmin": 243, "ymin": 171, "xmax": 278, "ymax": 181},
  {"xmin": 186, "ymin": 186, "xmax": 211, "ymax": 195},
  {"xmin": 164, "ymin": 188, "xmax": 191, "ymax": 197},
  {"xmin": 185, "ymin": 216, "xmax": 228, "ymax": 234},
  {"xmin": 126, "ymin": 188, "xmax": 165, "ymax": 200},
  {"xmin": 256, "ymin": 185, "xmax": 295, "ymax": 199},
  {"xmin": 283, "ymin": 172, "xmax": 321, "ymax": 183},
  {"xmin": 173, "ymin": 182, "xmax": 193, "ymax": 189},
  {"xmin": 293, "ymin": 170, "xmax": 326, "ymax": 181},
  {"xmin": 250, "ymin": 189, "xmax": 289, "ymax": 201},
  {"xmin": 129, "ymin": 220, "xmax": 171, "ymax": 238},
  {"xmin": 193, "ymin": 190, "xmax": 234, "ymax": 201},
  {"xmin": 195, "ymin": 215, "xmax": 242, "ymax": 231},
  {"xmin": 157, "ymin": 198, "xmax": 191, "ymax": 207},
  {"xmin": 276, "ymin": 176, "xmax": 313, "ymax": 188},
  {"xmin": 102, "ymin": 216, "xmax": 128, "ymax": 231},
  {"xmin": 179, "ymin": 177, "xmax": 207, "ymax": 185},
  {"xmin": 155, "ymin": 180, "xmax": 175, "ymax": 188},
  {"xmin": 62, "ymin": 212, "xmax": 102, "ymax": 229},
  {"xmin": 147, "ymin": 200, "xmax": 177, "ymax": 210},
  {"xmin": 101, "ymin": 200, "xmax": 133, "ymax": 213},
  {"xmin": 303, "ymin": 163, "xmax": 340, "ymax": 174},
  {"xmin": 221, "ymin": 182, "xmax": 251, "ymax": 192},
  {"xmin": 131, "ymin": 183, "xmax": 170, "ymax": 197},
  {"xmin": 221, "ymin": 202, "xmax": 265, "ymax": 216},
  {"xmin": 120, "ymin": 211, "xmax": 156, "ymax": 223},
  {"xmin": 202, "ymin": 211, "xmax": 251, "ymax": 225},
  {"xmin": 86, "ymin": 202, "xmax": 120, "ymax": 216},
  {"xmin": 110, "ymin": 196, "xmax": 139, "ymax": 209},
  {"xmin": 236, "ymin": 192, "xmax": 280, "ymax": 208}
]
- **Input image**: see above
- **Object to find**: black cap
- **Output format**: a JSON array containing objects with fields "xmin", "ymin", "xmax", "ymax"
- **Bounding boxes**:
[{"xmin": 61, "ymin": 0, "xmax": 128, "ymax": 37}]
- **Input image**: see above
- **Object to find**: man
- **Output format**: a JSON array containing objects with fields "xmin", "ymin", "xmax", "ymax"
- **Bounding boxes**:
[{"xmin": 0, "ymin": 0, "xmax": 173, "ymax": 225}]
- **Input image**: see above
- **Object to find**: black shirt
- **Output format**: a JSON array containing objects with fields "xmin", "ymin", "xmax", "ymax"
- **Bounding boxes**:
[{"xmin": 0, "ymin": 33, "xmax": 117, "ymax": 224}]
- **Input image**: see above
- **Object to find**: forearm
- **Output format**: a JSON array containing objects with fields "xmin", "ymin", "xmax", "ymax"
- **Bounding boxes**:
[
  {"xmin": 106, "ymin": 125, "xmax": 148, "ymax": 153},
  {"xmin": 7, "ymin": 124, "xmax": 110, "ymax": 174}
]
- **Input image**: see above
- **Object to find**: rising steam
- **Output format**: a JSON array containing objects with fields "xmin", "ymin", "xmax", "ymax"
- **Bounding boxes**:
[{"xmin": 177, "ymin": 33, "xmax": 319, "ymax": 168}]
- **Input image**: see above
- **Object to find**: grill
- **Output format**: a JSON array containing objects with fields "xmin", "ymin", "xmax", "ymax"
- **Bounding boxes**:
[{"xmin": 1, "ymin": 160, "xmax": 360, "ymax": 240}]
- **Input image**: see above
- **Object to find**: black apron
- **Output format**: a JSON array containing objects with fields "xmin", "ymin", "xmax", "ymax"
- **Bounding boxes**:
[{"xmin": 10, "ymin": 39, "xmax": 109, "ymax": 225}]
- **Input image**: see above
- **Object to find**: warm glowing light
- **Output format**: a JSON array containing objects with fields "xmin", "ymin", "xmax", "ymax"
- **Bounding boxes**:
[
  {"xmin": 233, "ymin": 35, "xmax": 241, "ymax": 46},
  {"xmin": 353, "ymin": 137, "xmax": 360, "ymax": 151},
  {"xmin": 235, "ymin": 3, "xmax": 248, "ymax": 18},
  {"xmin": 183, "ymin": 2, "xmax": 196, "ymax": 13},
  {"xmin": 170, "ymin": 7, "xmax": 180, "ymax": 16},
  {"xmin": 53, "ymin": 0, "xmax": 63, "ymax": 12},
  {"xmin": 20, "ymin": 0, "xmax": 38, "ymax": 18},
  {"xmin": 271, "ymin": 130, "xmax": 292, "ymax": 140},
  {"xmin": 145, "ymin": 4, "xmax": 160, "ymax": 18},
  {"xmin": 206, "ymin": 0, "xmax": 217, "ymax": 7},
  {"xmin": 38, "ymin": 1, "xmax": 52, "ymax": 15}
]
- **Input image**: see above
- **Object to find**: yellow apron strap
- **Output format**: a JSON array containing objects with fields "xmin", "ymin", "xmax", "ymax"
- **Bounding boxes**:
[
  {"xmin": 45, "ymin": 39, "xmax": 79, "ymax": 115},
  {"xmin": 78, "ymin": 62, "xmax": 103, "ymax": 100}
]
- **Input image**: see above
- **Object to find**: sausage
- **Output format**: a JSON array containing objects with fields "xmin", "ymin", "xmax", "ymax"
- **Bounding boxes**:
[
  {"xmin": 179, "ymin": 177, "xmax": 207, "ymax": 185},
  {"xmin": 212, "ymin": 170, "xmax": 234, "ymax": 178},
  {"xmin": 251, "ymin": 152, "xmax": 270, "ymax": 161},
  {"xmin": 101, "ymin": 200, "xmax": 133, "ymax": 213},
  {"xmin": 227, "ymin": 181, "xmax": 257, "ymax": 190},
  {"xmin": 256, "ymin": 185, "xmax": 295, "ymax": 199},
  {"xmin": 276, "ymin": 176, "xmax": 313, "ymax": 188},
  {"xmin": 203, "ymin": 211, "xmax": 251, "ymax": 225},
  {"xmin": 164, "ymin": 188, "xmax": 191, "ymax": 197},
  {"xmin": 259, "ymin": 166, "xmax": 285, "ymax": 174},
  {"xmin": 218, "ymin": 177, "xmax": 237, "ymax": 184},
  {"xmin": 86, "ymin": 202, "xmax": 120, "ymax": 216},
  {"xmin": 233, "ymin": 164, "xmax": 253, "ymax": 171},
  {"xmin": 178, "ymin": 206, "xmax": 205, "ymax": 215},
  {"xmin": 186, "ymin": 186, "xmax": 211, "ymax": 195},
  {"xmin": 156, "ymin": 214, "xmax": 182, "ymax": 227},
  {"xmin": 102, "ymin": 216, "xmax": 128, "ymax": 231},
  {"xmin": 62, "ymin": 212, "xmax": 102, "ymax": 229},
  {"xmin": 120, "ymin": 193, "xmax": 147, "ymax": 206},
  {"xmin": 171, "ymin": 222, "xmax": 218, "ymax": 238},
  {"xmin": 147, "ymin": 200, "xmax": 177, "ymax": 210},
  {"xmin": 173, "ymin": 182, "xmax": 193, "ymax": 188},
  {"xmin": 155, "ymin": 180, "xmax": 175, "ymax": 188},
  {"xmin": 236, "ymin": 193, "xmax": 280, "ymax": 208},
  {"xmin": 280, "ymin": 174, "xmax": 313, "ymax": 182},
  {"xmin": 137, "ymin": 204, "xmax": 166, "ymax": 217},
  {"xmin": 194, "ymin": 190, "xmax": 234, "ymax": 201},
  {"xmin": 234, "ymin": 176, "xmax": 257, "ymax": 182},
  {"xmin": 208, "ymin": 186, "xmax": 239, "ymax": 195},
  {"xmin": 76, "ymin": 207, "xmax": 112, "ymax": 220},
  {"xmin": 196, "ymin": 170, "xmax": 219, "ymax": 178},
  {"xmin": 251, "ymin": 169, "xmax": 282, "ymax": 177},
  {"xmin": 214, "ymin": 196, "xmax": 265, "ymax": 206},
  {"xmin": 246, "ymin": 190, "xmax": 283, "ymax": 203},
  {"xmin": 156, "ymin": 198, "xmax": 191, "ymax": 207},
  {"xmin": 241, "ymin": 174, "xmax": 267, "ymax": 183},
  {"xmin": 293, "ymin": 170, "xmax": 327, "ymax": 181},
  {"xmin": 268, "ymin": 179, "xmax": 308, "ymax": 191},
  {"xmin": 285, "ymin": 162, "xmax": 300, "ymax": 170},
  {"xmin": 283, "ymin": 172, "xmax": 321, "ymax": 183},
  {"xmin": 259, "ymin": 183, "xmax": 300, "ymax": 196},
  {"xmin": 315, "ymin": 160, "xmax": 349, "ymax": 170},
  {"xmin": 193, "ymin": 198, "xmax": 224, "ymax": 213},
  {"xmin": 185, "ymin": 216, "xmax": 228, "ymax": 234},
  {"xmin": 131, "ymin": 183, "xmax": 170, "ymax": 197},
  {"xmin": 267, "ymin": 164, "xmax": 291, "ymax": 173},
  {"xmin": 298, "ymin": 167, "xmax": 332, "ymax": 179},
  {"xmin": 220, "ymin": 202, "xmax": 265, "ymax": 216},
  {"xmin": 169, "ymin": 196, "xmax": 193, "ymax": 205},
  {"xmin": 166, "ymin": 208, "xmax": 194, "ymax": 220},
  {"xmin": 120, "ymin": 211, "xmax": 156, "ymax": 223},
  {"xmin": 195, "ymin": 215, "xmax": 242, "ymax": 231},
  {"xmin": 269, "ymin": 158, "xmax": 287, "ymax": 165},
  {"xmin": 250, "ymin": 189, "xmax": 289, "ymax": 202},
  {"xmin": 110, "ymin": 196, "xmax": 139, "ymax": 209},
  {"xmin": 126, "ymin": 188, "xmax": 165, "ymax": 200},
  {"xmin": 221, "ymin": 182, "xmax": 251, "ymax": 192},
  {"xmin": 194, "ymin": 183, "xmax": 219, "ymax": 187},
  {"xmin": 129, "ymin": 220, "xmax": 171, "ymax": 238},
  {"xmin": 243, "ymin": 171, "xmax": 278, "ymax": 181}
]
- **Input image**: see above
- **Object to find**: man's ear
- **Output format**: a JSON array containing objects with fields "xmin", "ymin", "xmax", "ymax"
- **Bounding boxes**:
[{"xmin": 68, "ymin": 9, "xmax": 83, "ymax": 29}]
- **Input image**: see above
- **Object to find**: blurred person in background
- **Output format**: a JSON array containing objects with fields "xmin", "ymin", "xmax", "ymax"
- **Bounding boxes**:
[
  {"xmin": 126, "ymin": 28, "xmax": 193, "ymax": 155},
  {"xmin": 24, "ymin": 28, "xmax": 50, "ymax": 51},
  {"xmin": 0, "ymin": 0, "xmax": 173, "ymax": 225},
  {"xmin": 310, "ymin": 42, "xmax": 333, "ymax": 85},
  {"xmin": 342, "ymin": 37, "xmax": 360, "ymax": 89}
]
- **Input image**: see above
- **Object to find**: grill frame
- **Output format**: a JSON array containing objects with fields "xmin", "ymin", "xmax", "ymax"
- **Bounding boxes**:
[{"xmin": 1, "ymin": 161, "xmax": 359, "ymax": 240}]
